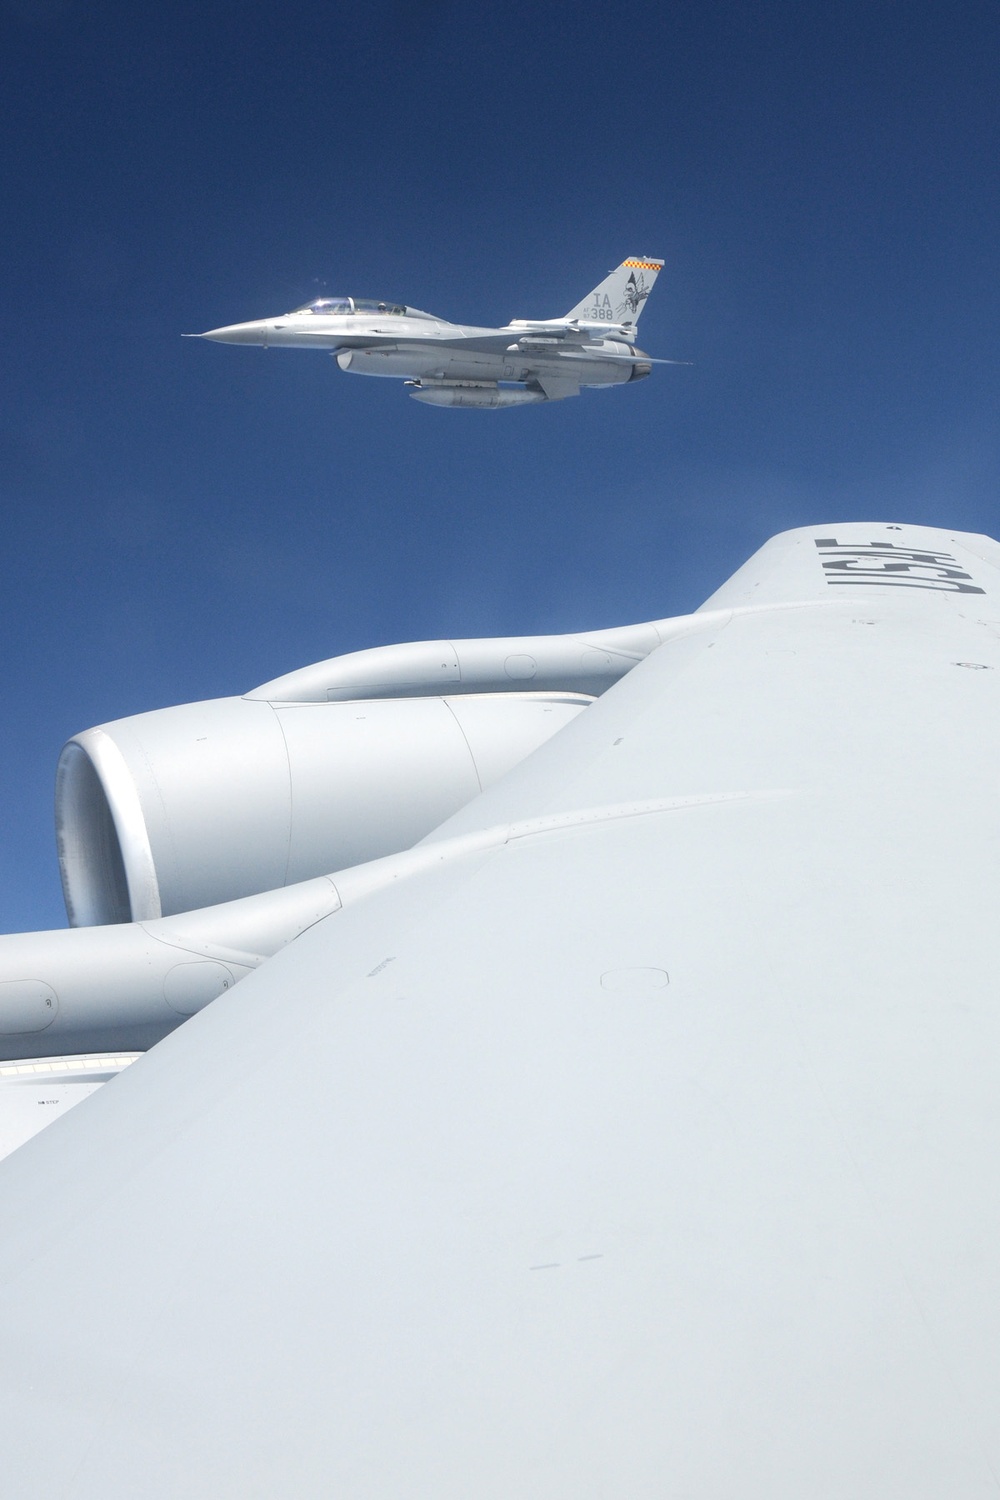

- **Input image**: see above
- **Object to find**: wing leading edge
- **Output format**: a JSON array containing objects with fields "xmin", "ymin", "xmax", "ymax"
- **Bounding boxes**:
[{"xmin": 1, "ymin": 524, "xmax": 1000, "ymax": 1495}]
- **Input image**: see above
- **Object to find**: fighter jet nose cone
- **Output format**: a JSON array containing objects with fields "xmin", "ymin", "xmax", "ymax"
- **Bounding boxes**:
[{"xmin": 199, "ymin": 323, "xmax": 267, "ymax": 345}]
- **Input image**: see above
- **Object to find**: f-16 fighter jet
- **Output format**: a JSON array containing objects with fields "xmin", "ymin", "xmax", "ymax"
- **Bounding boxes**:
[{"xmin": 194, "ymin": 257, "xmax": 671, "ymax": 407}]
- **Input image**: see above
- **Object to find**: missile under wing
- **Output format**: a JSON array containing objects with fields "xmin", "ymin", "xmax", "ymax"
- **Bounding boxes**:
[
  {"xmin": 194, "ymin": 257, "xmax": 675, "ymax": 407},
  {"xmin": 2, "ymin": 523, "xmax": 1000, "ymax": 1494}
]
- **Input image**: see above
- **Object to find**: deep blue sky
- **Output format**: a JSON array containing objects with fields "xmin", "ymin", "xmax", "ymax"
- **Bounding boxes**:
[{"xmin": 1, "ymin": 0, "xmax": 998, "ymax": 930}]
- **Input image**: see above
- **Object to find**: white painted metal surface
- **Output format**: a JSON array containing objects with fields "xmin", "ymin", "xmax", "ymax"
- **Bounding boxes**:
[
  {"xmin": 56, "ymin": 690, "xmax": 589, "ymax": 923},
  {"xmin": 1, "ymin": 522, "xmax": 999, "ymax": 1496},
  {"xmin": 0, "ymin": 1053, "xmax": 139, "ymax": 1162},
  {"xmin": 194, "ymin": 257, "xmax": 670, "ymax": 406}
]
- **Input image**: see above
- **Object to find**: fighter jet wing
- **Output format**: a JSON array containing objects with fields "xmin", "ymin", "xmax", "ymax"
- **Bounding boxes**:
[
  {"xmin": 299, "ymin": 330, "xmax": 611, "ymax": 356},
  {"xmin": 2, "ymin": 522, "xmax": 1000, "ymax": 1495},
  {"xmin": 330, "ymin": 334, "xmax": 677, "ymax": 364},
  {"xmin": 279, "ymin": 330, "xmax": 546, "ymax": 354}
]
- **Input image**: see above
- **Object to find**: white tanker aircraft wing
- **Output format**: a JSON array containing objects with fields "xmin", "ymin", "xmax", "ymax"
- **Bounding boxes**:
[{"xmin": 3, "ymin": 522, "xmax": 1000, "ymax": 1495}]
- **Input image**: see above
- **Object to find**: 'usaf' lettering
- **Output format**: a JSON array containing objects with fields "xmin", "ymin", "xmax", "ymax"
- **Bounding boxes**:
[{"xmin": 814, "ymin": 538, "xmax": 985, "ymax": 595}]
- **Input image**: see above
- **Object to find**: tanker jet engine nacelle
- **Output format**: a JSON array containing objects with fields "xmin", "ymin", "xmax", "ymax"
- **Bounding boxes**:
[{"xmin": 55, "ymin": 690, "xmax": 589, "ymax": 927}]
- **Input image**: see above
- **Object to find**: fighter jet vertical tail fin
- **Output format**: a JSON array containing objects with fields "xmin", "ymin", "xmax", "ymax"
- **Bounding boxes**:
[{"xmin": 563, "ymin": 257, "xmax": 664, "ymax": 329}]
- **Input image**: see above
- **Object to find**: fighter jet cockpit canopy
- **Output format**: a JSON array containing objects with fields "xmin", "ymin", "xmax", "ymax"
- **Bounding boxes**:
[{"xmin": 289, "ymin": 297, "xmax": 434, "ymax": 319}]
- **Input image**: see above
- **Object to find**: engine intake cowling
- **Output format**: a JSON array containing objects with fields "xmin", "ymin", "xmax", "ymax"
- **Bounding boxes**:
[{"xmin": 56, "ymin": 691, "xmax": 589, "ymax": 926}]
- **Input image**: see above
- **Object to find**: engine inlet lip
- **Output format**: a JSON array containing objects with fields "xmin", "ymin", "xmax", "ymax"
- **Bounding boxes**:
[{"xmin": 56, "ymin": 731, "xmax": 162, "ymax": 926}]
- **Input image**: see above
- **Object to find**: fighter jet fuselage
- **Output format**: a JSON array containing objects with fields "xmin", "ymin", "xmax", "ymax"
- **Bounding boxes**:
[{"xmin": 195, "ymin": 259, "xmax": 669, "ymax": 407}]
